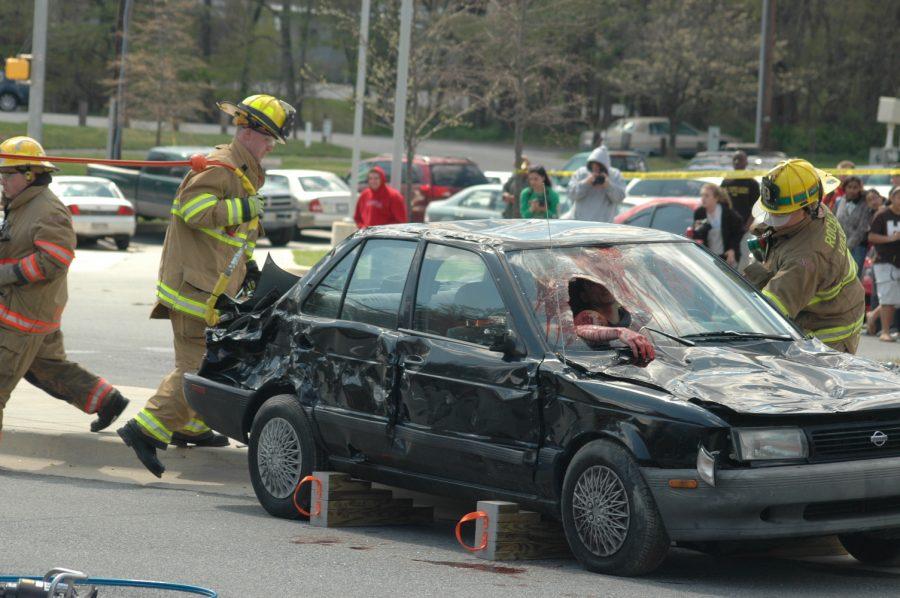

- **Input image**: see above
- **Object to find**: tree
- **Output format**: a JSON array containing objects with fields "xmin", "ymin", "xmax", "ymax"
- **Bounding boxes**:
[
  {"xmin": 613, "ymin": 0, "xmax": 757, "ymax": 157},
  {"xmin": 119, "ymin": 0, "xmax": 206, "ymax": 145},
  {"xmin": 457, "ymin": 0, "xmax": 591, "ymax": 172},
  {"xmin": 363, "ymin": 0, "xmax": 488, "ymax": 205}
]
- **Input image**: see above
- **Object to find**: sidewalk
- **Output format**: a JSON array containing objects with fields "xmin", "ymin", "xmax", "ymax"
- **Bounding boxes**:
[{"xmin": 0, "ymin": 382, "xmax": 253, "ymax": 498}]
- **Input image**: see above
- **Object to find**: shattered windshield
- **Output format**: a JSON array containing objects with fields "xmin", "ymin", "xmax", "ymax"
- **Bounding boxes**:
[{"xmin": 506, "ymin": 243, "xmax": 796, "ymax": 352}]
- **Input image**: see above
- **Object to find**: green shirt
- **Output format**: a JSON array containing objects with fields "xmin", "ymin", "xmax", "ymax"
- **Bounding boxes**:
[{"xmin": 520, "ymin": 187, "xmax": 559, "ymax": 218}]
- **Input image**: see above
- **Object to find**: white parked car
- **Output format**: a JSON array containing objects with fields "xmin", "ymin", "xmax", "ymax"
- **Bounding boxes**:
[
  {"xmin": 49, "ymin": 176, "xmax": 136, "ymax": 250},
  {"xmin": 483, "ymin": 170, "xmax": 512, "ymax": 185},
  {"xmin": 603, "ymin": 117, "xmax": 737, "ymax": 157},
  {"xmin": 265, "ymin": 169, "xmax": 353, "ymax": 232}
]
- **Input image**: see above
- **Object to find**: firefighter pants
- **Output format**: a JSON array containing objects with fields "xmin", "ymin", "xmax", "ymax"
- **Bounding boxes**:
[
  {"xmin": 134, "ymin": 312, "xmax": 211, "ymax": 445},
  {"xmin": 0, "ymin": 328, "xmax": 116, "ymax": 431}
]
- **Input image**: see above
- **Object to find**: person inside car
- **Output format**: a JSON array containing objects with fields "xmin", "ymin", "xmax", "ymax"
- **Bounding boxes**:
[{"xmin": 568, "ymin": 276, "xmax": 655, "ymax": 366}]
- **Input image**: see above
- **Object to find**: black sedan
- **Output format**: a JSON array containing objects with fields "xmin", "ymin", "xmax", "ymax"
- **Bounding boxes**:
[{"xmin": 186, "ymin": 220, "xmax": 900, "ymax": 576}]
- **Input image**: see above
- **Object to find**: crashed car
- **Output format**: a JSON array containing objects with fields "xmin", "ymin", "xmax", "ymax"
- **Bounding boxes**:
[{"xmin": 186, "ymin": 220, "xmax": 900, "ymax": 577}]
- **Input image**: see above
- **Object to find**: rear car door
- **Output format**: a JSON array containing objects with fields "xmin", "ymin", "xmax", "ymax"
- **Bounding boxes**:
[
  {"xmin": 301, "ymin": 238, "xmax": 418, "ymax": 463},
  {"xmin": 393, "ymin": 242, "xmax": 540, "ymax": 493}
]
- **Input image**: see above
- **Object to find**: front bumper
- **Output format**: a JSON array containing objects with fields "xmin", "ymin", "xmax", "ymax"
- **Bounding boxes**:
[
  {"xmin": 643, "ymin": 456, "xmax": 900, "ymax": 541},
  {"xmin": 72, "ymin": 216, "xmax": 136, "ymax": 238},
  {"xmin": 183, "ymin": 373, "xmax": 254, "ymax": 442},
  {"xmin": 262, "ymin": 210, "xmax": 297, "ymax": 230}
]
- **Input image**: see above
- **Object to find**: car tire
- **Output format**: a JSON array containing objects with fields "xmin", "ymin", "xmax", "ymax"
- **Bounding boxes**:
[
  {"xmin": 266, "ymin": 228, "xmax": 293, "ymax": 247},
  {"xmin": 76, "ymin": 236, "xmax": 97, "ymax": 248},
  {"xmin": 248, "ymin": 394, "xmax": 324, "ymax": 519},
  {"xmin": 839, "ymin": 532, "xmax": 900, "ymax": 565},
  {"xmin": 561, "ymin": 439, "xmax": 669, "ymax": 576},
  {"xmin": 0, "ymin": 93, "xmax": 18, "ymax": 112},
  {"xmin": 114, "ymin": 235, "xmax": 130, "ymax": 251}
]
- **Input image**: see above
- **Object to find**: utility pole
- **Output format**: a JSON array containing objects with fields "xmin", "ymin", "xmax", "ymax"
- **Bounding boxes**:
[
  {"xmin": 27, "ymin": 0, "xmax": 49, "ymax": 143},
  {"xmin": 108, "ymin": 0, "xmax": 133, "ymax": 159},
  {"xmin": 754, "ymin": 0, "xmax": 775, "ymax": 149},
  {"xmin": 350, "ymin": 0, "xmax": 371, "ymax": 205},
  {"xmin": 390, "ymin": 0, "xmax": 413, "ymax": 191}
]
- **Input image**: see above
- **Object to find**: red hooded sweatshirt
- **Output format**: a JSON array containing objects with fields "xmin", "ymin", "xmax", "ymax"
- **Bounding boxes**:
[{"xmin": 353, "ymin": 166, "xmax": 408, "ymax": 228}]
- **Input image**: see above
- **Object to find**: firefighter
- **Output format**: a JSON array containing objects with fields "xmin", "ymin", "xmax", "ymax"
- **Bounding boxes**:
[
  {"xmin": 743, "ymin": 159, "xmax": 865, "ymax": 353},
  {"xmin": 118, "ymin": 94, "xmax": 295, "ymax": 477},
  {"xmin": 0, "ymin": 136, "xmax": 130, "ymax": 438}
]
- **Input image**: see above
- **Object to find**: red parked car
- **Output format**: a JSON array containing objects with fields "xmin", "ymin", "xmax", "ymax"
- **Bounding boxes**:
[
  {"xmin": 355, "ymin": 155, "xmax": 488, "ymax": 222},
  {"xmin": 614, "ymin": 197, "xmax": 700, "ymax": 236}
]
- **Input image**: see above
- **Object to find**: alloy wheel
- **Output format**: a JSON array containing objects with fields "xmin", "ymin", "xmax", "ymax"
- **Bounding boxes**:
[
  {"xmin": 256, "ymin": 417, "xmax": 303, "ymax": 499},
  {"xmin": 571, "ymin": 465, "xmax": 631, "ymax": 557}
]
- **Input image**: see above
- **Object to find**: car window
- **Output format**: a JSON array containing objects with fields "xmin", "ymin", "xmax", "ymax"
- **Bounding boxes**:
[
  {"xmin": 303, "ymin": 245, "xmax": 360, "ymax": 318},
  {"xmin": 507, "ymin": 243, "xmax": 795, "ymax": 352},
  {"xmin": 677, "ymin": 122, "xmax": 699, "ymax": 135},
  {"xmin": 458, "ymin": 189, "xmax": 496, "ymax": 209},
  {"xmin": 625, "ymin": 209, "xmax": 653, "ymax": 228},
  {"xmin": 143, "ymin": 152, "xmax": 175, "ymax": 176},
  {"xmin": 299, "ymin": 174, "xmax": 348, "ymax": 192},
  {"xmin": 342, "ymin": 239, "xmax": 417, "ymax": 329},
  {"xmin": 260, "ymin": 174, "xmax": 291, "ymax": 194},
  {"xmin": 430, "ymin": 164, "xmax": 488, "ymax": 187},
  {"xmin": 413, "ymin": 244, "xmax": 508, "ymax": 346},
  {"xmin": 649, "ymin": 122, "xmax": 669, "ymax": 135},
  {"xmin": 52, "ymin": 181, "xmax": 120, "ymax": 198},
  {"xmin": 650, "ymin": 205, "xmax": 693, "ymax": 235},
  {"xmin": 628, "ymin": 179, "xmax": 705, "ymax": 197}
]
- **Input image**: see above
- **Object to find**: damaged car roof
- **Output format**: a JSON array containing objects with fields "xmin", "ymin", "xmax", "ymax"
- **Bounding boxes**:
[{"xmin": 355, "ymin": 219, "xmax": 686, "ymax": 249}]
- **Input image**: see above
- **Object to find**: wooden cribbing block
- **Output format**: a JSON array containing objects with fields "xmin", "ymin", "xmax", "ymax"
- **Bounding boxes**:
[
  {"xmin": 308, "ymin": 471, "xmax": 433, "ymax": 528},
  {"xmin": 473, "ymin": 500, "xmax": 572, "ymax": 561}
]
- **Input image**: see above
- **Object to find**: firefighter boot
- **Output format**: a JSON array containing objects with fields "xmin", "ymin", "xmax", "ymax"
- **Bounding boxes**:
[
  {"xmin": 118, "ymin": 420, "xmax": 166, "ymax": 478},
  {"xmin": 90, "ymin": 391, "xmax": 130, "ymax": 433},
  {"xmin": 171, "ymin": 430, "xmax": 230, "ymax": 448}
]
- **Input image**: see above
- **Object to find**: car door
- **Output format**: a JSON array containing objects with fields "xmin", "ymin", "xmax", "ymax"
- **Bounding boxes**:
[
  {"xmin": 456, "ymin": 188, "xmax": 502, "ymax": 220},
  {"xmin": 300, "ymin": 238, "xmax": 419, "ymax": 463},
  {"xmin": 649, "ymin": 204, "xmax": 694, "ymax": 236},
  {"xmin": 392, "ymin": 242, "xmax": 541, "ymax": 493}
]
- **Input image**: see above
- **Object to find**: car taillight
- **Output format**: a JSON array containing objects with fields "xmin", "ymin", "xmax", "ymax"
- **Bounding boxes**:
[
  {"xmin": 418, "ymin": 184, "xmax": 431, "ymax": 197},
  {"xmin": 117, "ymin": 205, "xmax": 135, "ymax": 216},
  {"xmin": 684, "ymin": 226, "xmax": 694, "ymax": 239},
  {"xmin": 309, "ymin": 199, "xmax": 322, "ymax": 213},
  {"xmin": 67, "ymin": 205, "xmax": 80, "ymax": 215}
]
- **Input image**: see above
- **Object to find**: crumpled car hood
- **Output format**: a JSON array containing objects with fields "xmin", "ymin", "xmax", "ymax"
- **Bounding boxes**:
[{"xmin": 566, "ymin": 338, "xmax": 900, "ymax": 415}]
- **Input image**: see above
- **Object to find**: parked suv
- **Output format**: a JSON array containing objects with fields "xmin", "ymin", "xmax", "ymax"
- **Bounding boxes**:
[
  {"xmin": 355, "ymin": 155, "xmax": 488, "ymax": 221},
  {"xmin": 0, "ymin": 70, "xmax": 29, "ymax": 112}
]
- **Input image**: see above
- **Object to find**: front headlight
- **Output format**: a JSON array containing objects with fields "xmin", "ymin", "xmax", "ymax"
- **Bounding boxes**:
[{"xmin": 732, "ymin": 427, "xmax": 808, "ymax": 461}]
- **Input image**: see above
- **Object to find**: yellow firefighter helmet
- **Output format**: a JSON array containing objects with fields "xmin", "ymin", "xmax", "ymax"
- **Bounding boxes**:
[
  {"xmin": 0, "ymin": 136, "xmax": 58, "ymax": 172},
  {"xmin": 217, "ymin": 94, "xmax": 296, "ymax": 144}
]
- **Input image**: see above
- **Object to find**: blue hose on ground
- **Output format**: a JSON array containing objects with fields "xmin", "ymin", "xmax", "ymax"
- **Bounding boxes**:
[{"xmin": 0, "ymin": 575, "xmax": 217, "ymax": 597}]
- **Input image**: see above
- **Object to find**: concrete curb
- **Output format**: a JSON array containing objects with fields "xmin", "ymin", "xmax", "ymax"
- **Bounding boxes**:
[{"xmin": 0, "ymin": 383, "xmax": 254, "ymax": 498}]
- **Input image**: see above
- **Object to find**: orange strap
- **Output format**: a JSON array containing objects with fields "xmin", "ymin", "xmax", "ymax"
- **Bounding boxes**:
[
  {"xmin": 0, "ymin": 151, "xmax": 225, "ymax": 173},
  {"xmin": 454, "ymin": 510, "xmax": 489, "ymax": 552},
  {"xmin": 293, "ymin": 475, "xmax": 322, "ymax": 518}
]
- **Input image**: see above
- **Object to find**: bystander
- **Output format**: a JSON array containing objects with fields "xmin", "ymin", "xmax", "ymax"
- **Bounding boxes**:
[{"xmin": 867, "ymin": 186, "xmax": 900, "ymax": 342}]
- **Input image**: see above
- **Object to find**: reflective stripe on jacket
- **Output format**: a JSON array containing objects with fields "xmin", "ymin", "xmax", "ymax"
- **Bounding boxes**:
[
  {"xmin": 744, "ymin": 209, "xmax": 865, "ymax": 346},
  {"xmin": 0, "ymin": 185, "xmax": 76, "ymax": 334},
  {"xmin": 151, "ymin": 141, "xmax": 264, "ymax": 320}
]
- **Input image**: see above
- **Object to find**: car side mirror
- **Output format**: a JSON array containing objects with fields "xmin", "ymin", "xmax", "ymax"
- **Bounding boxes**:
[{"xmin": 488, "ymin": 328, "xmax": 524, "ymax": 357}]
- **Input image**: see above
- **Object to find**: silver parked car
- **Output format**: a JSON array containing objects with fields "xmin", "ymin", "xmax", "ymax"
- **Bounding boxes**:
[
  {"xmin": 425, "ymin": 184, "xmax": 571, "ymax": 222},
  {"xmin": 264, "ymin": 169, "xmax": 353, "ymax": 232}
]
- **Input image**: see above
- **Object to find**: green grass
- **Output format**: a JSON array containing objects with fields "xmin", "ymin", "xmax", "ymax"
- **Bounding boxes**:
[{"xmin": 292, "ymin": 248, "xmax": 330, "ymax": 267}]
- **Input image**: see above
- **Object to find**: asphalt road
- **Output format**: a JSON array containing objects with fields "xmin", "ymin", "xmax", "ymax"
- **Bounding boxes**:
[
  {"xmin": 2, "ymin": 470, "xmax": 900, "ymax": 598},
  {"xmin": 0, "ymin": 110, "xmax": 568, "ymax": 172}
]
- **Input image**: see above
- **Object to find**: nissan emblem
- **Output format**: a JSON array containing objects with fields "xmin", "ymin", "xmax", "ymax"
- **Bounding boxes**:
[{"xmin": 871, "ymin": 430, "xmax": 888, "ymax": 447}]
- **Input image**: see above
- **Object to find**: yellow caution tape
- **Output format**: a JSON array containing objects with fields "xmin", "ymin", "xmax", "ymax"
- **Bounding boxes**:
[{"xmin": 536, "ymin": 168, "xmax": 900, "ymax": 180}]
